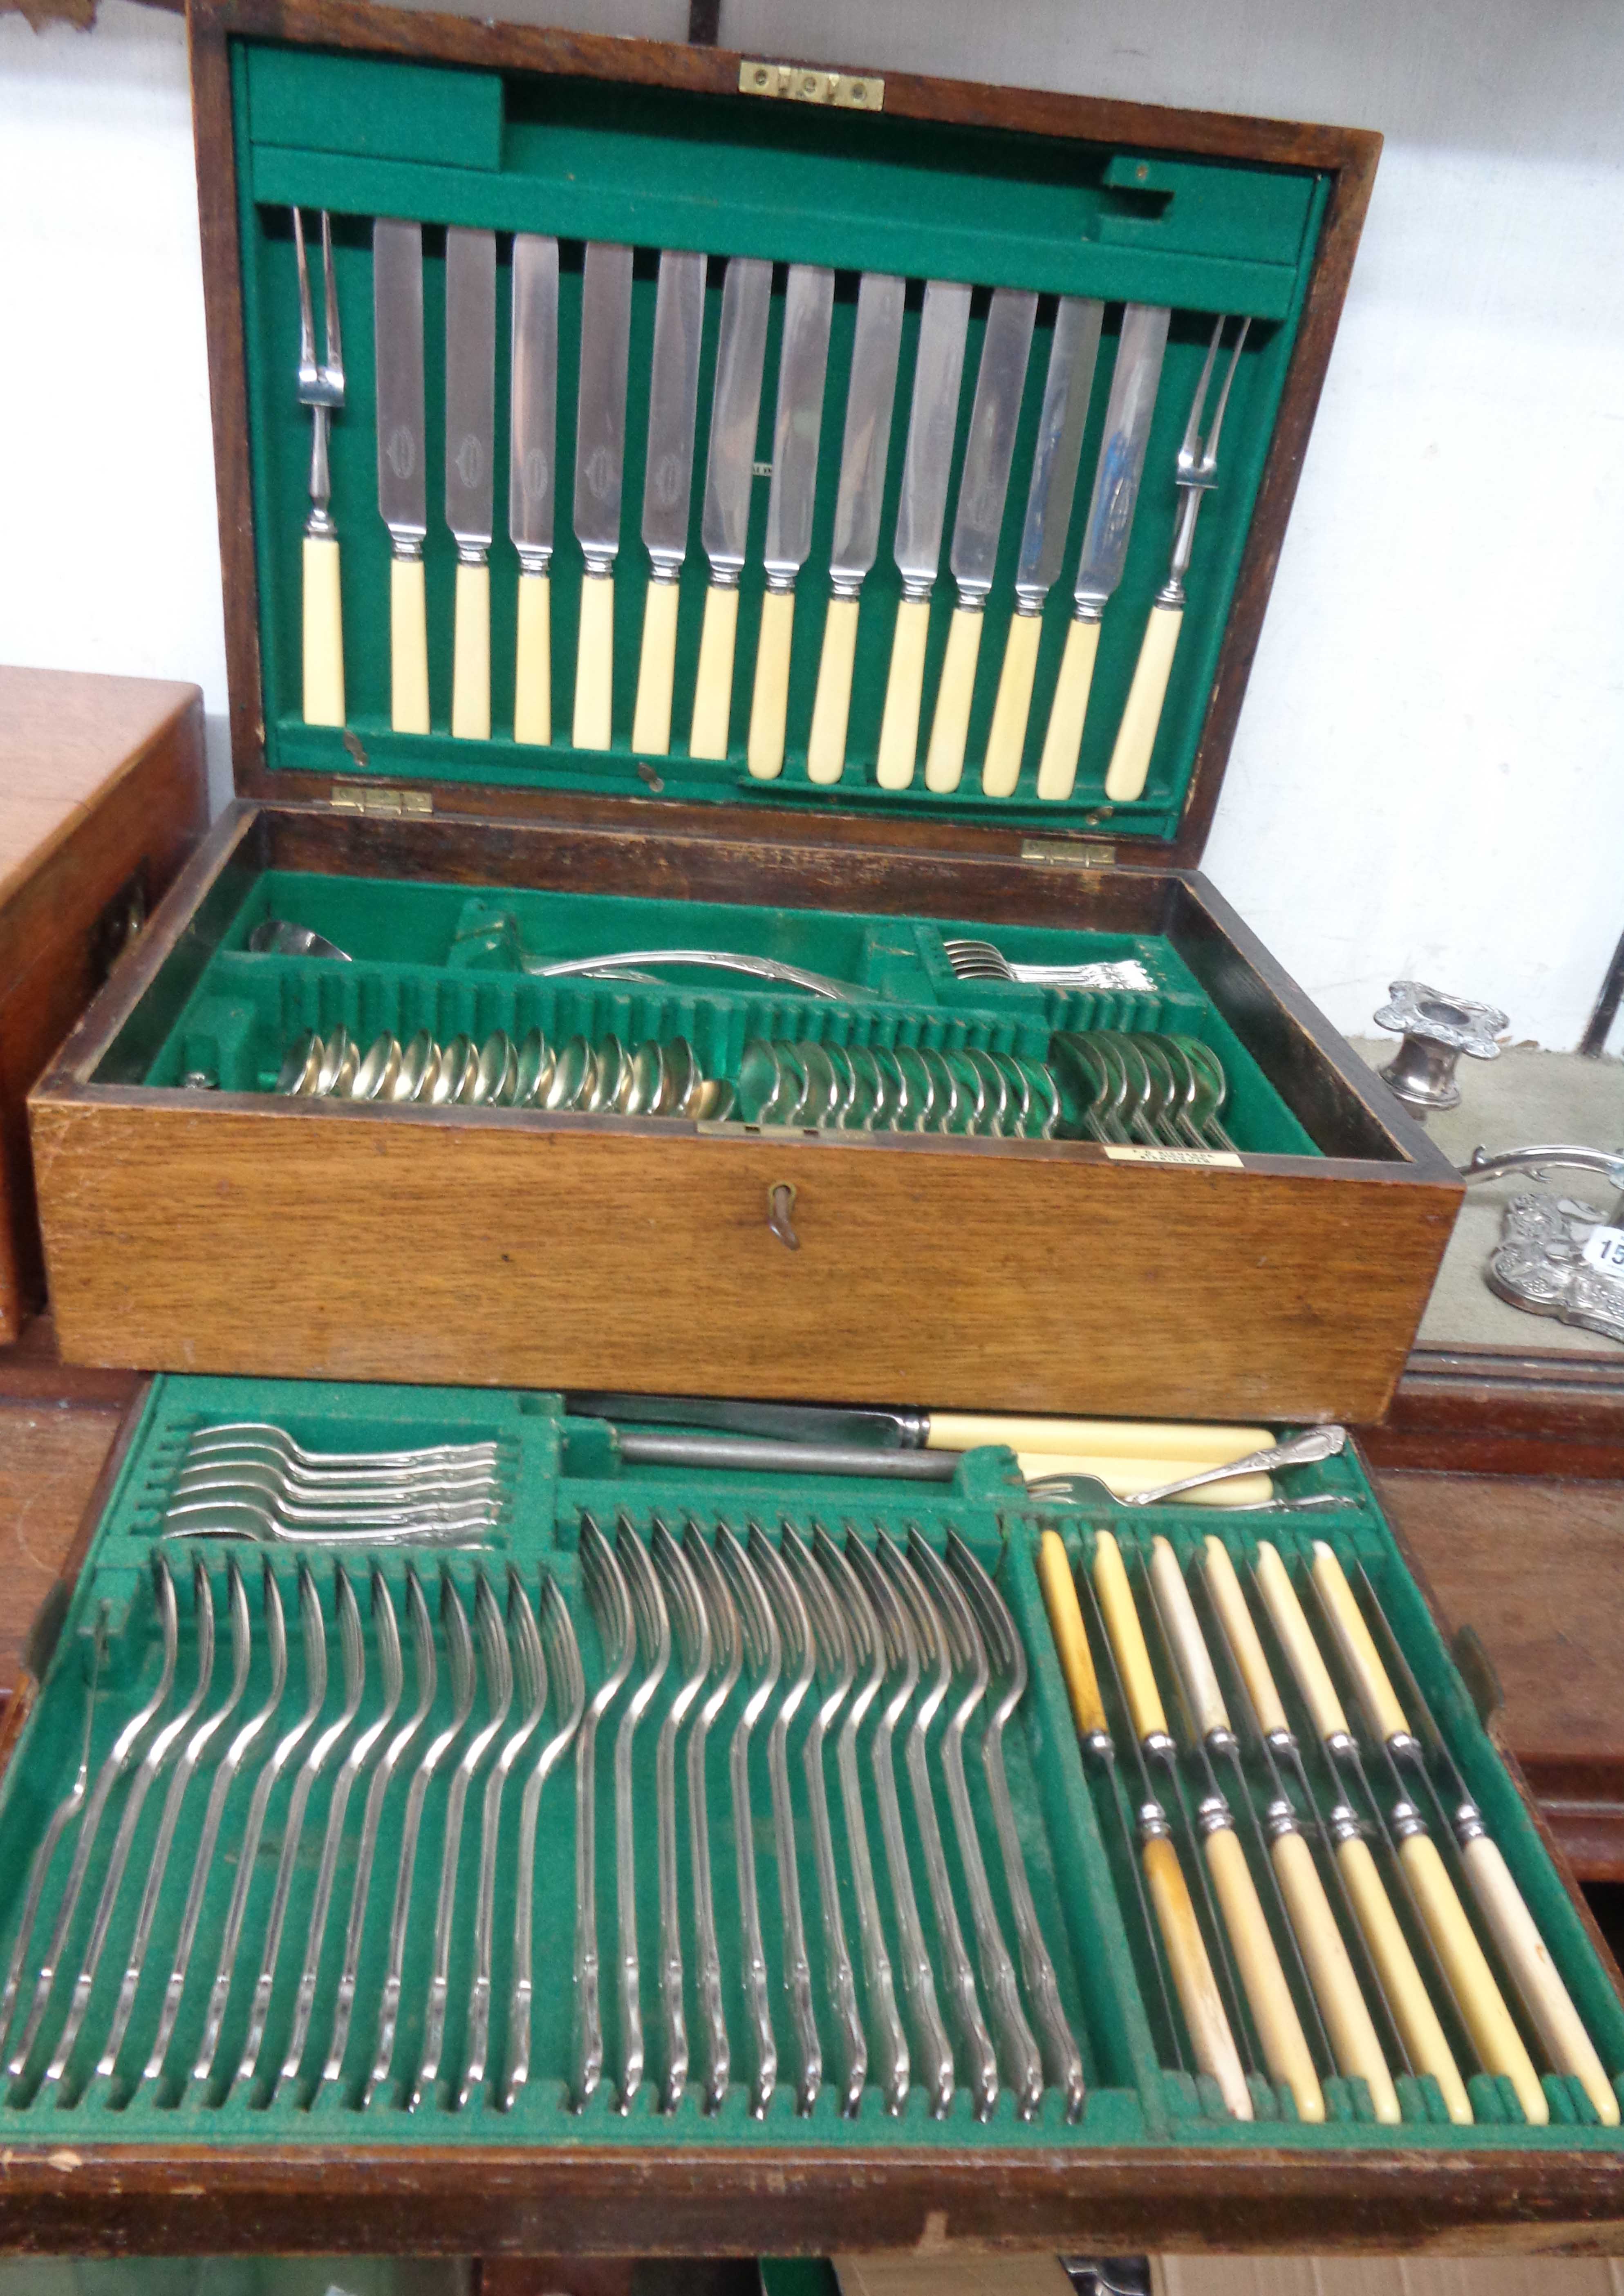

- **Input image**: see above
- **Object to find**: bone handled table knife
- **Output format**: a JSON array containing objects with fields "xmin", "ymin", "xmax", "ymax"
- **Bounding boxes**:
[
  {"xmin": 293, "ymin": 208, "xmax": 345, "ymax": 727},
  {"xmin": 923, "ymin": 287, "xmax": 1035, "ymax": 794},
  {"xmin": 373, "ymin": 219, "xmax": 430, "ymax": 734},
  {"xmin": 982, "ymin": 296, "xmax": 1102, "ymax": 797},
  {"xmin": 690, "ymin": 256, "xmax": 773, "ymax": 760},
  {"xmin": 875, "ymin": 280, "xmax": 972, "ymax": 790},
  {"xmin": 805, "ymin": 273, "xmax": 905, "ymax": 786},
  {"xmin": 509, "ymin": 234, "xmax": 558, "ymax": 747},
  {"xmin": 1036, "ymin": 303, "xmax": 1170, "ymax": 801},
  {"xmin": 571, "ymin": 242, "xmax": 634, "ymax": 751},
  {"xmin": 1106, "ymin": 314, "xmax": 1250, "ymax": 802},
  {"xmin": 631, "ymin": 250, "xmax": 705, "ymax": 757},
  {"xmin": 445, "ymin": 227, "xmax": 496, "ymax": 741},
  {"xmin": 748, "ymin": 264, "xmax": 834, "ymax": 780}
]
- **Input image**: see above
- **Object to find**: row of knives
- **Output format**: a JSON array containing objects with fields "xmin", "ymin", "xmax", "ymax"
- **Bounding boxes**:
[{"xmin": 294, "ymin": 210, "xmax": 1250, "ymax": 799}]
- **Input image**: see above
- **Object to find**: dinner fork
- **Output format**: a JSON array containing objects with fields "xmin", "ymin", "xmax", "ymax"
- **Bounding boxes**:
[
  {"xmin": 943, "ymin": 940, "xmax": 1156, "ymax": 994},
  {"xmin": 293, "ymin": 207, "xmax": 346, "ymax": 726}
]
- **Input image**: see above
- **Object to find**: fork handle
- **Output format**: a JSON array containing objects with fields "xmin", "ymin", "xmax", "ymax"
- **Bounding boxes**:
[
  {"xmin": 390, "ymin": 557, "xmax": 430, "ymax": 734},
  {"xmin": 302, "ymin": 536, "xmax": 345, "ymax": 726},
  {"xmin": 452, "ymin": 562, "xmax": 490, "ymax": 741},
  {"xmin": 1036, "ymin": 614, "xmax": 1101, "ymax": 801},
  {"xmin": 1106, "ymin": 600, "xmax": 1182, "ymax": 800}
]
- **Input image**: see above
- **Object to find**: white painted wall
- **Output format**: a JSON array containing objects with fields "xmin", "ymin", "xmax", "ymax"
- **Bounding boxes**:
[{"xmin": 3, "ymin": 0, "xmax": 1622, "ymax": 1048}]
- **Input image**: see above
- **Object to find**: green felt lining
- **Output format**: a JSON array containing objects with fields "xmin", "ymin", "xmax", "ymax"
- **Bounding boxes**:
[
  {"xmin": 0, "ymin": 1374, "xmax": 1618, "ymax": 2155},
  {"xmin": 233, "ymin": 40, "xmax": 1328, "ymax": 837}
]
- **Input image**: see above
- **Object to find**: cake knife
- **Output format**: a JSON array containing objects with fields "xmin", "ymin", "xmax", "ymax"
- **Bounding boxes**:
[
  {"xmin": 689, "ymin": 255, "xmax": 772, "ymax": 759},
  {"xmin": 445, "ymin": 226, "xmax": 496, "ymax": 742},
  {"xmin": 509, "ymin": 234, "xmax": 558, "ymax": 746},
  {"xmin": 630, "ymin": 249, "xmax": 706, "ymax": 756},
  {"xmin": 571, "ymin": 242, "xmax": 634, "ymax": 750},
  {"xmin": 747, "ymin": 262, "xmax": 834, "ymax": 779},
  {"xmin": 373, "ymin": 219, "xmax": 429, "ymax": 734}
]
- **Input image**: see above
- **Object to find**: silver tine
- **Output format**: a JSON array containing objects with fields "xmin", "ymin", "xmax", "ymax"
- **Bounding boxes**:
[
  {"xmin": 1177, "ymin": 316, "xmax": 1226, "ymax": 471},
  {"xmin": 196, "ymin": 1562, "xmax": 327, "ymax": 2090},
  {"xmin": 573, "ymin": 1516, "xmax": 634, "ymax": 2107},
  {"xmin": 838, "ymin": 1530, "xmax": 955, "ymax": 2116},
  {"xmin": 809, "ymin": 1525, "xmax": 908, "ymax": 2112},
  {"xmin": 320, "ymin": 210, "xmax": 344, "ymax": 400},
  {"xmin": 143, "ymin": 1562, "xmax": 285, "ymax": 2089},
  {"xmin": 99, "ymin": 1562, "xmax": 249, "ymax": 2081},
  {"xmin": 874, "ymin": 1530, "xmax": 998, "ymax": 2118},
  {"xmin": 49, "ymin": 1558, "xmax": 211, "ymax": 2095},
  {"xmin": 747, "ymin": 1523, "xmax": 823, "ymax": 2113},
  {"xmin": 411, "ymin": 1571, "xmax": 511, "ymax": 2110},
  {"xmin": 608, "ymin": 1517, "xmax": 668, "ymax": 2113},
  {"xmin": 293, "ymin": 209, "xmax": 318, "ymax": 400},
  {"xmin": 783, "ymin": 1524, "xmax": 871, "ymax": 2114},
  {"xmin": 712, "ymin": 1523, "xmax": 782, "ymax": 2117},
  {"xmin": 460, "ymin": 1571, "xmax": 548, "ymax": 2107},
  {"xmin": 621, "ymin": 1520, "xmax": 688, "ymax": 2113},
  {"xmin": 650, "ymin": 1520, "xmax": 712, "ymax": 2112},
  {"xmin": 946, "ymin": 1532, "xmax": 1086, "ymax": 2119},
  {"xmin": 1183, "ymin": 316, "xmax": 1250, "ymax": 482},
  {"xmin": 907, "ymin": 1531, "xmax": 1043, "ymax": 2117},
  {"xmin": 365, "ymin": 1571, "xmax": 476, "ymax": 2107},
  {"xmin": 7, "ymin": 1558, "xmax": 179, "ymax": 2084},
  {"xmin": 321, "ymin": 1568, "xmax": 433, "ymax": 2095},
  {"xmin": 678, "ymin": 1523, "xmax": 739, "ymax": 2111},
  {"xmin": 502, "ymin": 1571, "xmax": 584, "ymax": 2111},
  {"xmin": 276, "ymin": 1566, "xmax": 402, "ymax": 2100},
  {"xmin": 0, "ymin": 1607, "xmax": 107, "ymax": 2047},
  {"xmin": 184, "ymin": 1423, "xmax": 504, "ymax": 1472}
]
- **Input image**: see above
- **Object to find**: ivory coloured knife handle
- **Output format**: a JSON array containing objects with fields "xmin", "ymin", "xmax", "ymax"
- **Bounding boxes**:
[
  {"xmin": 1460, "ymin": 1831, "xmax": 1618, "ymax": 2124},
  {"xmin": 451, "ymin": 562, "xmax": 491, "ymax": 741},
  {"xmin": 1269, "ymin": 1828, "xmax": 1400, "ymax": 2124},
  {"xmin": 1037, "ymin": 1531, "xmax": 1107, "ymax": 1738},
  {"xmin": 631, "ymin": 579, "xmax": 679, "ymax": 756},
  {"xmin": 1399, "ymin": 1828, "xmax": 1548, "ymax": 2124},
  {"xmin": 747, "ymin": 588, "xmax": 795, "ymax": 780},
  {"xmin": 982, "ymin": 609, "xmax": 1042, "ymax": 796},
  {"xmin": 1310, "ymin": 1542, "xmax": 1409, "ymax": 1745},
  {"xmin": 875, "ymin": 595, "xmax": 931, "ymax": 789},
  {"xmin": 1105, "ymin": 600, "xmax": 1182, "ymax": 801},
  {"xmin": 1091, "ymin": 1531, "xmax": 1166, "ymax": 1742},
  {"xmin": 302, "ymin": 534, "xmax": 345, "ymax": 726},
  {"xmin": 689, "ymin": 584, "xmax": 739, "ymax": 759},
  {"xmin": 807, "ymin": 594, "xmax": 860, "ymax": 784},
  {"xmin": 390, "ymin": 556, "xmax": 430, "ymax": 735},
  {"xmin": 923, "ymin": 605, "xmax": 983, "ymax": 793},
  {"xmin": 573, "ymin": 570, "xmax": 615, "ymax": 750},
  {"xmin": 1204, "ymin": 1821, "xmax": 1324, "ymax": 2122},
  {"xmin": 925, "ymin": 1414, "xmax": 1272, "ymax": 1463},
  {"xmin": 1035, "ymin": 615, "xmax": 1101, "ymax": 801},
  {"xmin": 1143, "ymin": 1832, "xmax": 1251, "ymax": 2120},
  {"xmin": 513, "ymin": 569, "xmax": 552, "ymax": 746},
  {"xmin": 1254, "ymin": 1542, "xmax": 1351, "ymax": 1743},
  {"xmin": 1336, "ymin": 1831, "xmax": 1471, "ymax": 2123},
  {"xmin": 1019, "ymin": 1456, "xmax": 1274, "ymax": 1508},
  {"xmin": 1202, "ymin": 1537, "xmax": 1290, "ymax": 1738},
  {"xmin": 1149, "ymin": 1535, "xmax": 1229, "ymax": 1740}
]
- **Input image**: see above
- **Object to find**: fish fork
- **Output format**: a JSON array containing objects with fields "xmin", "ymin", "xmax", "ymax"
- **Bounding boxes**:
[
  {"xmin": 293, "ymin": 208, "xmax": 346, "ymax": 727},
  {"xmin": 181, "ymin": 1423, "xmax": 506, "ymax": 1475},
  {"xmin": 943, "ymin": 940, "xmax": 1156, "ymax": 994}
]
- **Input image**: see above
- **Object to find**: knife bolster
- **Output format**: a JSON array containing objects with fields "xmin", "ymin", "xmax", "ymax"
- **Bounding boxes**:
[
  {"xmin": 389, "ymin": 554, "xmax": 431, "ymax": 735},
  {"xmin": 982, "ymin": 606, "xmax": 1042, "ymax": 797},
  {"xmin": 1105, "ymin": 599, "xmax": 1183, "ymax": 801},
  {"xmin": 451, "ymin": 561, "xmax": 491, "ymax": 742},
  {"xmin": 632, "ymin": 575, "xmax": 681, "ymax": 756},
  {"xmin": 923, "ymin": 602, "xmax": 983, "ymax": 793},
  {"xmin": 690, "ymin": 583, "xmax": 740, "ymax": 760},
  {"xmin": 301, "ymin": 534, "xmax": 345, "ymax": 727},
  {"xmin": 807, "ymin": 593, "xmax": 860, "ymax": 784},
  {"xmin": 876, "ymin": 593, "xmax": 932, "ymax": 790},
  {"xmin": 746, "ymin": 587, "xmax": 796, "ymax": 780},
  {"xmin": 1035, "ymin": 612, "xmax": 1101, "ymax": 801},
  {"xmin": 514, "ymin": 565, "xmax": 552, "ymax": 746},
  {"xmin": 572, "ymin": 570, "xmax": 616, "ymax": 750}
]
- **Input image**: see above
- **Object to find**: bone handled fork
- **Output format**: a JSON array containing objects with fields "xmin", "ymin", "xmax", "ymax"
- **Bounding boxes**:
[
  {"xmin": 1106, "ymin": 315, "xmax": 1250, "ymax": 802},
  {"xmin": 293, "ymin": 209, "xmax": 345, "ymax": 726}
]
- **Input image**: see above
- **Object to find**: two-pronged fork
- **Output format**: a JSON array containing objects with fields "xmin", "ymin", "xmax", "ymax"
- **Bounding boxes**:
[
  {"xmin": 293, "ymin": 207, "xmax": 346, "ymax": 725},
  {"xmin": 1105, "ymin": 313, "xmax": 1250, "ymax": 801}
]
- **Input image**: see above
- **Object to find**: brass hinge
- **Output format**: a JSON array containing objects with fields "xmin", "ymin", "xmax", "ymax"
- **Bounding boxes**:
[
  {"xmin": 1020, "ymin": 837, "xmax": 1116, "ymax": 869},
  {"xmin": 329, "ymin": 783, "xmax": 433, "ymax": 819},
  {"xmin": 738, "ymin": 58, "xmax": 884, "ymax": 111}
]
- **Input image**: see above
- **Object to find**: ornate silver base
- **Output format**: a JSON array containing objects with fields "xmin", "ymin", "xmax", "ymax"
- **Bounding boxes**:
[
  {"xmin": 1486, "ymin": 1190, "xmax": 1624, "ymax": 1346},
  {"xmin": 1373, "ymin": 980, "xmax": 1507, "ymax": 1116}
]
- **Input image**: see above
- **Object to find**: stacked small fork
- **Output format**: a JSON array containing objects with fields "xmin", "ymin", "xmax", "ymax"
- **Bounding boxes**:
[{"xmin": 159, "ymin": 1421, "xmax": 512, "ymax": 1548}]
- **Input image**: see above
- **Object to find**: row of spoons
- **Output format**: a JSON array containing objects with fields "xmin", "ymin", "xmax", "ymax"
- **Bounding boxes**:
[
  {"xmin": 276, "ymin": 1026, "xmax": 736, "ymax": 1119},
  {"xmin": 1053, "ymin": 1031, "xmax": 1236, "ymax": 1150}
]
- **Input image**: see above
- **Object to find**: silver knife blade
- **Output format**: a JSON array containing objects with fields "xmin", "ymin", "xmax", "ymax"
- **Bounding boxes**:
[
  {"xmin": 947, "ymin": 287, "xmax": 1036, "ymax": 600},
  {"xmin": 373, "ymin": 219, "xmax": 426, "ymax": 546},
  {"xmin": 573, "ymin": 242, "xmax": 634, "ymax": 566},
  {"xmin": 893, "ymin": 279, "xmax": 972, "ymax": 589},
  {"xmin": 565, "ymin": 1391, "xmax": 926, "ymax": 1450},
  {"xmin": 700, "ymin": 255, "xmax": 773, "ymax": 580},
  {"xmin": 828, "ymin": 273, "xmax": 905, "ymax": 589},
  {"xmin": 1072, "ymin": 302, "xmax": 1171, "ymax": 611},
  {"xmin": 641, "ymin": 248, "xmax": 706, "ymax": 575},
  {"xmin": 763, "ymin": 264, "xmax": 834, "ymax": 583},
  {"xmin": 444, "ymin": 227, "xmax": 495, "ymax": 553},
  {"xmin": 508, "ymin": 234, "xmax": 558, "ymax": 566},
  {"xmin": 1016, "ymin": 295, "xmax": 1104, "ymax": 605}
]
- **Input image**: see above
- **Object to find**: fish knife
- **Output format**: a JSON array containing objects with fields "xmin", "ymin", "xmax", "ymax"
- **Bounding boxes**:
[
  {"xmin": 982, "ymin": 296, "xmax": 1103, "ymax": 797},
  {"xmin": 1036, "ymin": 303, "xmax": 1170, "ymax": 801},
  {"xmin": 630, "ymin": 250, "xmax": 706, "ymax": 756},
  {"xmin": 509, "ymin": 234, "xmax": 558, "ymax": 746},
  {"xmin": 874, "ymin": 279, "xmax": 972, "ymax": 790},
  {"xmin": 445, "ymin": 226, "xmax": 496, "ymax": 742},
  {"xmin": 689, "ymin": 256, "xmax": 773, "ymax": 760},
  {"xmin": 746, "ymin": 263, "xmax": 834, "ymax": 780},
  {"xmin": 373, "ymin": 219, "xmax": 430, "ymax": 734},
  {"xmin": 571, "ymin": 242, "xmax": 634, "ymax": 750},
  {"xmin": 922, "ymin": 286, "xmax": 1036, "ymax": 793},
  {"xmin": 805, "ymin": 272, "xmax": 906, "ymax": 785}
]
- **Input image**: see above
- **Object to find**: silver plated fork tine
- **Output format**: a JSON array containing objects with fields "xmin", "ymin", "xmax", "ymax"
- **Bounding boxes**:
[
  {"xmin": 293, "ymin": 208, "xmax": 318, "ymax": 394},
  {"xmin": 502, "ymin": 1571, "xmax": 584, "ymax": 2112},
  {"xmin": 747, "ymin": 1524, "xmax": 822, "ymax": 2114},
  {"xmin": 319, "ymin": 210, "xmax": 343, "ymax": 395},
  {"xmin": 460, "ymin": 1572, "xmax": 547, "ymax": 2108}
]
